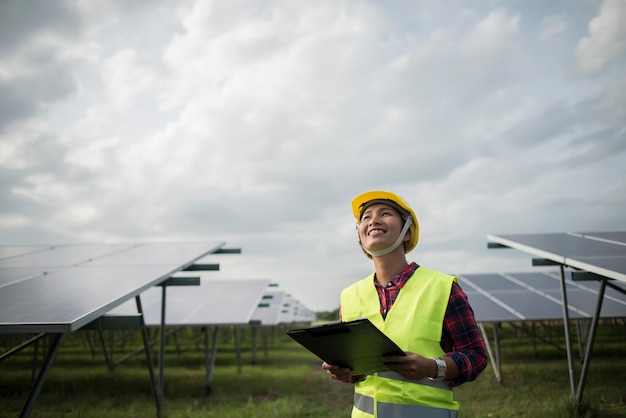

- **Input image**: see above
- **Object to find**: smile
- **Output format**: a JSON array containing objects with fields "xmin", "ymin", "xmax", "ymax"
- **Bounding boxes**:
[{"xmin": 368, "ymin": 228, "xmax": 386, "ymax": 236}]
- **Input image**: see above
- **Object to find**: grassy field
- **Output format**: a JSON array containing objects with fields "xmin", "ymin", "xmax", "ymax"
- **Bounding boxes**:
[{"xmin": 1, "ymin": 321, "xmax": 625, "ymax": 418}]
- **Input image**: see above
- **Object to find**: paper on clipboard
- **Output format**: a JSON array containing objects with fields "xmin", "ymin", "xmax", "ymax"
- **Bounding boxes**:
[{"xmin": 286, "ymin": 318, "xmax": 405, "ymax": 375}]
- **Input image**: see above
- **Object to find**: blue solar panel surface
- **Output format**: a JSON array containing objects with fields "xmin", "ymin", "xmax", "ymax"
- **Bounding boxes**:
[
  {"xmin": 0, "ymin": 242, "xmax": 225, "ymax": 333},
  {"xmin": 250, "ymin": 290, "xmax": 286, "ymax": 325},
  {"xmin": 459, "ymin": 271, "xmax": 626, "ymax": 323},
  {"xmin": 109, "ymin": 279, "xmax": 271, "ymax": 326},
  {"xmin": 487, "ymin": 231, "xmax": 626, "ymax": 282}
]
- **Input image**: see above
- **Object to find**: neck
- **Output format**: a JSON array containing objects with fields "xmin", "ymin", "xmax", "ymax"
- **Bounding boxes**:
[{"xmin": 372, "ymin": 250, "xmax": 409, "ymax": 287}]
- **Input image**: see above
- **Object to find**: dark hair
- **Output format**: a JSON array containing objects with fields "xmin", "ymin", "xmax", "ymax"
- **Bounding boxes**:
[{"xmin": 359, "ymin": 199, "xmax": 409, "ymax": 222}]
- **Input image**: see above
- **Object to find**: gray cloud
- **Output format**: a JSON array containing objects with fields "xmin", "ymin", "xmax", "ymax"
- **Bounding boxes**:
[{"xmin": 0, "ymin": 0, "xmax": 81, "ymax": 56}]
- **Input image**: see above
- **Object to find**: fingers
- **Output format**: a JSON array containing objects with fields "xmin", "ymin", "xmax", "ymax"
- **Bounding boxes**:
[
  {"xmin": 382, "ymin": 352, "xmax": 433, "ymax": 380},
  {"xmin": 321, "ymin": 362, "xmax": 352, "ymax": 380},
  {"xmin": 382, "ymin": 350, "xmax": 415, "ymax": 364}
]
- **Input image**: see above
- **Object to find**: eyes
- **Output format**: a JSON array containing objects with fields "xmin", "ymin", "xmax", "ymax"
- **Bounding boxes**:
[{"xmin": 360, "ymin": 209, "xmax": 395, "ymax": 222}]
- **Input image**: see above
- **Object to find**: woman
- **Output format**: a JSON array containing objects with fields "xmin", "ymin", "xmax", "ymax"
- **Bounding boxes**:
[{"xmin": 322, "ymin": 190, "xmax": 487, "ymax": 418}]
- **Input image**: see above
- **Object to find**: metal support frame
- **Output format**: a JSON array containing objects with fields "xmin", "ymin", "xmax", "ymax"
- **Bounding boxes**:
[
  {"xmin": 558, "ymin": 264, "xmax": 577, "ymax": 398},
  {"xmin": 159, "ymin": 285, "xmax": 167, "ymax": 407},
  {"xmin": 7, "ymin": 302, "xmax": 164, "ymax": 418},
  {"xmin": 19, "ymin": 333, "xmax": 64, "ymax": 418},
  {"xmin": 251, "ymin": 325, "xmax": 259, "ymax": 364},
  {"xmin": 479, "ymin": 323, "xmax": 502, "ymax": 383},
  {"xmin": 509, "ymin": 321, "xmax": 575, "ymax": 355},
  {"xmin": 558, "ymin": 265, "xmax": 611, "ymax": 404},
  {"xmin": 204, "ymin": 326, "xmax": 220, "ymax": 394},
  {"xmin": 487, "ymin": 237, "xmax": 624, "ymax": 406},
  {"xmin": 136, "ymin": 295, "xmax": 162, "ymax": 417},
  {"xmin": 235, "ymin": 326, "xmax": 242, "ymax": 373},
  {"xmin": 576, "ymin": 279, "xmax": 607, "ymax": 404},
  {"xmin": 90, "ymin": 326, "xmax": 181, "ymax": 368},
  {"xmin": 0, "ymin": 333, "xmax": 46, "ymax": 361}
]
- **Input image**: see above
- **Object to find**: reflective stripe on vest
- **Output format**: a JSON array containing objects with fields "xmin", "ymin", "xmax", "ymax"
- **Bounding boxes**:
[
  {"xmin": 376, "ymin": 371, "xmax": 450, "ymax": 391},
  {"xmin": 354, "ymin": 392, "xmax": 459, "ymax": 418}
]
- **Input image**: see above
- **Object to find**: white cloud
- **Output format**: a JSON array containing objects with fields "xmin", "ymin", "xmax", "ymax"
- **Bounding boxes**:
[
  {"xmin": 575, "ymin": 0, "xmax": 626, "ymax": 75},
  {"xmin": 101, "ymin": 49, "xmax": 162, "ymax": 110},
  {"xmin": 460, "ymin": 9, "xmax": 520, "ymax": 57},
  {"xmin": 539, "ymin": 15, "xmax": 568, "ymax": 40}
]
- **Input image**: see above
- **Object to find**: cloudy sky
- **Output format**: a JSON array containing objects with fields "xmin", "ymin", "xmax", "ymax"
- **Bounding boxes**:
[{"xmin": 1, "ymin": 0, "xmax": 625, "ymax": 312}]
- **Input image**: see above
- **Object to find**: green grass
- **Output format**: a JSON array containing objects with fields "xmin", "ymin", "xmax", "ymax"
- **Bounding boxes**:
[{"xmin": 1, "ymin": 322, "xmax": 625, "ymax": 417}]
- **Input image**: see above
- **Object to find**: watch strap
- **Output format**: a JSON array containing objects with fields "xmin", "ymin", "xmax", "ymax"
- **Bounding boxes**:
[{"xmin": 429, "ymin": 357, "xmax": 446, "ymax": 381}]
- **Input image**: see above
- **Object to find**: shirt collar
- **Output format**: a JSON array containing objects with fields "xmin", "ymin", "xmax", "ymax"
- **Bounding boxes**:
[{"xmin": 374, "ymin": 261, "xmax": 419, "ymax": 288}]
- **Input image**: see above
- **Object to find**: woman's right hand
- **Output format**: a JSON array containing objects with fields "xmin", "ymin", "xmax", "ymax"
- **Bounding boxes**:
[{"xmin": 321, "ymin": 361, "xmax": 353, "ymax": 381}]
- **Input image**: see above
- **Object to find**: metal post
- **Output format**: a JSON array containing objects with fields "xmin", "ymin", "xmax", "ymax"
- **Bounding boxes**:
[
  {"xmin": 205, "ymin": 326, "xmax": 220, "ymax": 394},
  {"xmin": 576, "ymin": 279, "xmax": 607, "ymax": 405},
  {"xmin": 494, "ymin": 323, "xmax": 501, "ymax": 382},
  {"xmin": 135, "ymin": 295, "xmax": 161, "ymax": 417},
  {"xmin": 558, "ymin": 265, "xmax": 576, "ymax": 398},
  {"xmin": 235, "ymin": 326, "xmax": 242, "ymax": 373},
  {"xmin": 479, "ymin": 323, "xmax": 501, "ymax": 383},
  {"xmin": 20, "ymin": 333, "xmax": 64, "ymax": 418},
  {"xmin": 251, "ymin": 326, "xmax": 258, "ymax": 364},
  {"xmin": 159, "ymin": 285, "xmax": 167, "ymax": 404}
]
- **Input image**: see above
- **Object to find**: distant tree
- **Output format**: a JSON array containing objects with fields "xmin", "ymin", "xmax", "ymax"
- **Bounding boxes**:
[{"xmin": 316, "ymin": 307, "xmax": 340, "ymax": 322}]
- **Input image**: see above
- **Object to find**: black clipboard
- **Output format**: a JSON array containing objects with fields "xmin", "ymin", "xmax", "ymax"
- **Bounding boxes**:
[{"xmin": 286, "ymin": 318, "xmax": 405, "ymax": 375}]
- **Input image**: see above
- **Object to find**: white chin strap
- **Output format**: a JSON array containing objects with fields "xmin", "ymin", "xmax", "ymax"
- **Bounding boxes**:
[{"xmin": 362, "ymin": 215, "xmax": 412, "ymax": 257}]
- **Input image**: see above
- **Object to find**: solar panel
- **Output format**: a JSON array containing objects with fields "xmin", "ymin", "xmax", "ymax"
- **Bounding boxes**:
[
  {"xmin": 0, "ymin": 267, "xmax": 45, "ymax": 287},
  {"xmin": 0, "ymin": 245, "xmax": 51, "ymax": 260},
  {"xmin": 0, "ymin": 241, "xmax": 230, "ymax": 418},
  {"xmin": 459, "ymin": 271, "xmax": 626, "ymax": 323},
  {"xmin": 0, "ymin": 243, "xmax": 138, "ymax": 268},
  {"xmin": 278, "ymin": 294, "xmax": 297, "ymax": 324},
  {"xmin": 0, "ymin": 242, "xmax": 225, "ymax": 333},
  {"xmin": 108, "ymin": 278, "xmax": 271, "ymax": 326},
  {"xmin": 485, "ymin": 231, "xmax": 626, "ymax": 402},
  {"xmin": 487, "ymin": 231, "xmax": 626, "ymax": 282},
  {"xmin": 250, "ymin": 290, "xmax": 286, "ymax": 325},
  {"xmin": 575, "ymin": 231, "xmax": 626, "ymax": 245}
]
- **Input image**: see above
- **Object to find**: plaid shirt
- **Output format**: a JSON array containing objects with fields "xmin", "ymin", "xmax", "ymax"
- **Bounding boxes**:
[{"xmin": 345, "ymin": 262, "xmax": 487, "ymax": 386}]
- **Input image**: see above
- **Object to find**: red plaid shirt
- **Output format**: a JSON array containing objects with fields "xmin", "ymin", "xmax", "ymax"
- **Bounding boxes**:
[{"xmin": 344, "ymin": 262, "xmax": 487, "ymax": 386}]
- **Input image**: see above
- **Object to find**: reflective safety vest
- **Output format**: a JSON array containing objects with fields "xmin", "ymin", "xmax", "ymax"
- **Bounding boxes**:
[{"xmin": 340, "ymin": 267, "xmax": 460, "ymax": 418}]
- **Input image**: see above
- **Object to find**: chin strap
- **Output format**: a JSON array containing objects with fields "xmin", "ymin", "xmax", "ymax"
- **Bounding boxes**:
[{"xmin": 362, "ymin": 216, "xmax": 412, "ymax": 257}]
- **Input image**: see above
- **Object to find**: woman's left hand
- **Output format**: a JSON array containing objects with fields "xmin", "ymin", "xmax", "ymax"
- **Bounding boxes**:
[{"xmin": 382, "ymin": 351, "xmax": 434, "ymax": 381}]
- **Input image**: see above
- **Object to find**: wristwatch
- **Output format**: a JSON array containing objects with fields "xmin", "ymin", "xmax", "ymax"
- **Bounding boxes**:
[{"xmin": 429, "ymin": 357, "xmax": 447, "ymax": 381}]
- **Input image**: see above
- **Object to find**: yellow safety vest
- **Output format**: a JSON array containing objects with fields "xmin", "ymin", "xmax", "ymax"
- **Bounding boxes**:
[{"xmin": 340, "ymin": 267, "xmax": 460, "ymax": 418}]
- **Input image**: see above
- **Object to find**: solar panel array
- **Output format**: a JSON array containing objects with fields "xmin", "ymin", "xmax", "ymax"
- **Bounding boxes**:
[
  {"xmin": 459, "ymin": 271, "xmax": 626, "ymax": 323},
  {"xmin": 487, "ymin": 231, "xmax": 626, "ymax": 282},
  {"xmin": 1, "ymin": 242, "xmax": 317, "ymax": 418},
  {"xmin": 250, "ymin": 290, "xmax": 287, "ymax": 325},
  {"xmin": 108, "ymin": 278, "xmax": 273, "ymax": 326},
  {"xmin": 0, "ymin": 242, "xmax": 225, "ymax": 333},
  {"xmin": 485, "ymin": 231, "xmax": 626, "ymax": 402}
]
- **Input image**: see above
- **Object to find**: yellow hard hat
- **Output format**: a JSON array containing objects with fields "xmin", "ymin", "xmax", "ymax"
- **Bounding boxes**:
[{"xmin": 351, "ymin": 190, "xmax": 419, "ymax": 254}]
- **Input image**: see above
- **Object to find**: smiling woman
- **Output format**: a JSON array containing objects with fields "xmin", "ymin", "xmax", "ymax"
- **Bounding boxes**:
[
  {"xmin": 321, "ymin": 190, "xmax": 488, "ymax": 418},
  {"xmin": 352, "ymin": 190, "xmax": 418, "ymax": 260}
]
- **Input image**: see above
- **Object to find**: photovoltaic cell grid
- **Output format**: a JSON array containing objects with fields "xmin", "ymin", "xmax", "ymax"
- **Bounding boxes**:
[
  {"xmin": 0, "ymin": 242, "xmax": 225, "ymax": 333},
  {"xmin": 250, "ymin": 290, "xmax": 287, "ymax": 325},
  {"xmin": 458, "ymin": 271, "xmax": 626, "ymax": 323},
  {"xmin": 487, "ymin": 231, "xmax": 626, "ymax": 283},
  {"xmin": 109, "ymin": 279, "xmax": 272, "ymax": 326},
  {"xmin": 483, "ymin": 231, "xmax": 626, "ymax": 401},
  {"xmin": 276, "ymin": 294, "xmax": 316, "ymax": 324}
]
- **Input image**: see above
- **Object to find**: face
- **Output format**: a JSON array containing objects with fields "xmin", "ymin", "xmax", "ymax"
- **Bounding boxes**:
[{"xmin": 358, "ymin": 203, "xmax": 408, "ymax": 253}]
